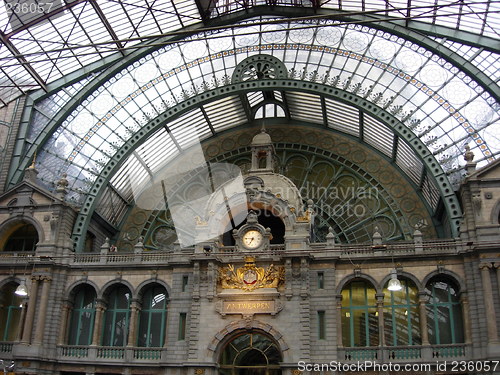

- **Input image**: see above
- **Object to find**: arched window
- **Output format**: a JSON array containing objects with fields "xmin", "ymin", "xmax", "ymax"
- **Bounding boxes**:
[
  {"xmin": 219, "ymin": 332, "xmax": 282, "ymax": 375},
  {"xmin": 425, "ymin": 277, "xmax": 464, "ymax": 344},
  {"xmin": 341, "ymin": 280, "xmax": 379, "ymax": 347},
  {"xmin": 102, "ymin": 285, "xmax": 131, "ymax": 346},
  {"xmin": 68, "ymin": 285, "xmax": 96, "ymax": 345},
  {"xmin": 383, "ymin": 278, "xmax": 421, "ymax": 346},
  {"xmin": 0, "ymin": 282, "xmax": 23, "ymax": 341},
  {"xmin": 137, "ymin": 284, "xmax": 168, "ymax": 347},
  {"xmin": 4, "ymin": 224, "xmax": 38, "ymax": 252}
]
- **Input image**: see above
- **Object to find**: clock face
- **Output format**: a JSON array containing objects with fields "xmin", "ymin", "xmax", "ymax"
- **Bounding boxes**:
[{"xmin": 242, "ymin": 229, "xmax": 263, "ymax": 249}]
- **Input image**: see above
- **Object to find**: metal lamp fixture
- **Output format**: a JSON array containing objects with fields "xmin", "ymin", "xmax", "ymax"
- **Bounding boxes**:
[
  {"xmin": 387, "ymin": 269, "xmax": 402, "ymax": 291},
  {"xmin": 15, "ymin": 279, "xmax": 28, "ymax": 297}
]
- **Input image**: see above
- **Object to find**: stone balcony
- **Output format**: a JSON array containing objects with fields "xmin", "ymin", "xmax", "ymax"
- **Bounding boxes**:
[
  {"xmin": 0, "ymin": 238, "xmax": 494, "ymax": 268},
  {"xmin": 339, "ymin": 343, "xmax": 469, "ymax": 362},
  {"xmin": 56, "ymin": 345, "xmax": 167, "ymax": 364}
]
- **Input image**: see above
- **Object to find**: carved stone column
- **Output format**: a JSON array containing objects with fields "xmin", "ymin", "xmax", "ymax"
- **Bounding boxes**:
[
  {"xmin": 127, "ymin": 299, "xmax": 141, "ymax": 347},
  {"xmin": 479, "ymin": 262, "xmax": 498, "ymax": 343},
  {"xmin": 21, "ymin": 277, "xmax": 39, "ymax": 344},
  {"xmin": 58, "ymin": 300, "xmax": 73, "ymax": 345},
  {"xmin": 16, "ymin": 298, "xmax": 28, "ymax": 342},
  {"xmin": 34, "ymin": 276, "xmax": 52, "ymax": 344},
  {"xmin": 376, "ymin": 293, "xmax": 385, "ymax": 347},
  {"xmin": 460, "ymin": 292, "xmax": 472, "ymax": 344},
  {"xmin": 418, "ymin": 292, "xmax": 429, "ymax": 345},
  {"xmin": 91, "ymin": 300, "xmax": 106, "ymax": 346}
]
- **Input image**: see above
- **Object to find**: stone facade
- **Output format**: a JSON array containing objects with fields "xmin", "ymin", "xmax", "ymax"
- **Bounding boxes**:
[{"xmin": 0, "ymin": 131, "xmax": 498, "ymax": 375}]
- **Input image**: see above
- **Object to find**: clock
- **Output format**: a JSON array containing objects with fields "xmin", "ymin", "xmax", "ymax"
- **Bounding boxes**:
[{"xmin": 241, "ymin": 229, "xmax": 264, "ymax": 250}]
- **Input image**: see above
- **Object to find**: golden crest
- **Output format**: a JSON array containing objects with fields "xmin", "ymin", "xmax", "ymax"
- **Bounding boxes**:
[{"xmin": 218, "ymin": 257, "xmax": 284, "ymax": 291}]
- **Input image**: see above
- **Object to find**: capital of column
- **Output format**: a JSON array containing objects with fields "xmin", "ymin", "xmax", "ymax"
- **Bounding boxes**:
[
  {"xmin": 62, "ymin": 299, "xmax": 74, "ymax": 311},
  {"xmin": 479, "ymin": 262, "xmax": 493, "ymax": 270},
  {"xmin": 375, "ymin": 292, "xmax": 385, "ymax": 303},
  {"xmin": 130, "ymin": 299, "xmax": 142, "ymax": 311},
  {"xmin": 96, "ymin": 299, "xmax": 107, "ymax": 311},
  {"xmin": 459, "ymin": 291, "xmax": 469, "ymax": 303},
  {"xmin": 31, "ymin": 274, "xmax": 52, "ymax": 282},
  {"xmin": 418, "ymin": 291, "xmax": 430, "ymax": 303},
  {"xmin": 494, "ymin": 262, "xmax": 500, "ymax": 269}
]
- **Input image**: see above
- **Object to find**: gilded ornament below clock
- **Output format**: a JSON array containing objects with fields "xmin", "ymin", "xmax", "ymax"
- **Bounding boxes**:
[{"xmin": 218, "ymin": 257, "xmax": 285, "ymax": 291}]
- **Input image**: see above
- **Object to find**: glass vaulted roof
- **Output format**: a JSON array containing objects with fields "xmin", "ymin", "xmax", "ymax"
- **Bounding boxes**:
[{"xmin": 1, "ymin": 1, "xmax": 499, "ymax": 236}]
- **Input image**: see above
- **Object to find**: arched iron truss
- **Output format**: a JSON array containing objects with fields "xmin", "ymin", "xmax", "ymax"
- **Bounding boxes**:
[
  {"xmin": 68, "ymin": 80, "xmax": 462, "ymax": 251},
  {"xmin": 133, "ymin": 140, "xmax": 438, "ymax": 250},
  {"xmin": 8, "ymin": 9, "xmax": 499, "ymax": 187}
]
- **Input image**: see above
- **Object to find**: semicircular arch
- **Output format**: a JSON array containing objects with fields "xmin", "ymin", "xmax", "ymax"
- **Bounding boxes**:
[{"xmin": 70, "ymin": 83, "xmax": 461, "ymax": 251}]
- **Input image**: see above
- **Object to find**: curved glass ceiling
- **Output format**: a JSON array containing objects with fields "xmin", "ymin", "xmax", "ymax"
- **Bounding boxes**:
[
  {"xmin": 30, "ymin": 17, "xmax": 499, "ymax": 209},
  {"xmin": 1, "ymin": 1, "xmax": 498, "ymax": 106}
]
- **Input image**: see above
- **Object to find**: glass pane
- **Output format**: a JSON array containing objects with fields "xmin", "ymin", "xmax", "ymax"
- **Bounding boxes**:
[
  {"xmin": 78, "ymin": 311, "xmax": 93, "ymax": 345},
  {"xmin": 149, "ymin": 312, "xmax": 163, "ymax": 347},
  {"xmin": 82, "ymin": 289, "xmax": 96, "ymax": 309},
  {"xmin": 68, "ymin": 312, "xmax": 80, "ymax": 345},
  {"xmin": 113, "ymin": 312, "xmax": 128, "ymax": 346},
  {"xmin": 352, "ymin": 309, "xmax": 367, "ymax": 346},
  {"xmin": 368, "ymin": 308, "xmax": 379, "ymax": 346},
  {"xmin": 410, "ymin": 305, "xmax": 421, "ymax": 345},
  {"xmin": 452, "ymin": 304, "xmax": 464, "ymax": 343},
  {"xmin": 350, "ymin": 282, "xmax": 366, "ymax": 306},
  {"xmin": 231, "ymin": 334, "xmax": 250, "ymax": 351},
  {"xmin": 221, "ymin": 343, "xmax": 237, "ymax": 365},
  {"xmin": 431, "ymin": 281, "xmax": 449, "ymax": 303},
  {"xmin": 235, "ymin": 348, "xmax": 267, "ymax": 366},
  {"xmin": 265, "ymin": 345, "xmax": 282, "ymax": 364},
  {"xmin": 383, "ymin": 307, "xmax": 394, "ymax": 345},
  {"xmin": 341, "ymin": 289, "xmax": 350, "ymax": 307},
  {"xmin": 137, "ymin": 313, "xmax": 150, "ymax": 347},
  {"xmin": 150, "ymin": 291, "xmax": 166, "ymax": 310},
  {"xmin": 437, "ymin": 305, "xmax": 452, "ymax": 344},
  {"xmin": 426, "ymin": 304, "xmax": 437, "ymax": 344},
  {"xmin": 113, "ymin": 288, "xmax": 131, "ymax": 309},
  {"xmin": 102, "ymin": 310, "xmax": 113, "ymax": 345},
  {"xmin": 393, "ymin": 307, "xmax": 409, "ymax": 345},
  {"xmin": 342, "ymin": 310, "xmax": 351, "ymax": 347},
  {"xmin": 0, "ymin": 284, "xmax": 23, "ymax": 341}
]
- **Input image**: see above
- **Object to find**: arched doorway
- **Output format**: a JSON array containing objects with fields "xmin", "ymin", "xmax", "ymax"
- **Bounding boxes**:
[{"xmin": 219, "ymin": 332, "xmax": 282, "ymax": 375}]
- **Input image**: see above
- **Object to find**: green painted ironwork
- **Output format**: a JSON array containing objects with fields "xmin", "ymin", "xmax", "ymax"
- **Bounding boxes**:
[
  {"xmin": 68, "ymin": 286, "xmax": 96, "ymax": 346},
  {"xmin": 9, "ymin": 8, "xmax": 495, "ymax": 213},
  {"xmin": 68, "ymin": 81, "xmax": 462, "ymax": 251},
  {"xmin": 0, "ymin": 283, "xmax": 22, "ymax": 342},
  {"xmin": 101, "ymin": 286, "xmax": 131, "ymax": 347},
  {"xmin": 341, "ymin": 280, "xmax": 379, "ymax": 347},
  {"xmin": 137, "ymin": 285, "xmax": 167, "ymax": 348},
  {"xmin": 383, "ymin": 279, "xmax": 420, "ymax": 346},
  {"xmin": 426, "ymin": 278, "xmax": 464, "ymax": 345}
]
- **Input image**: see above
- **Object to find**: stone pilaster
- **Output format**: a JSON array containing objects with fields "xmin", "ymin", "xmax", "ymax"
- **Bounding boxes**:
[
  {"xmin": 34, "ymin": 276, "xmax": 52, "ymax": 345},
  {"xmin": 479, "ymin": 262, "xmax": 498, "ymax": 343},
  {"xmin": 460, "ymin": 292, "xmax": 472, "ymax": 344},
  {"xmin": 299, "ymin": 258, "xmax": 310, "ymax": 361},
  {"xmin": 418, "ymin": 292, "xmax": 429, "ymax": 345},
  {"xmin": 91, "ymin": 300, "xmax": 106, "ymax": 346},
  {"xmin": 21, "ymin": 277, "xmax": 39, "ymax": 344},
  {"xmin": 188, "ymin": 262, "xmax": 200, "ymax": 360},
  {"xmin": 58, "ymin": 300, "xmax": 73, "ymax": 345},
  {"xmin": 495, "ymin": 263, "xmax": 500, "ymax": 303},
  {"xmin": 127, "ymin": 299, "xmax": 141, "ymax": 347}
]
